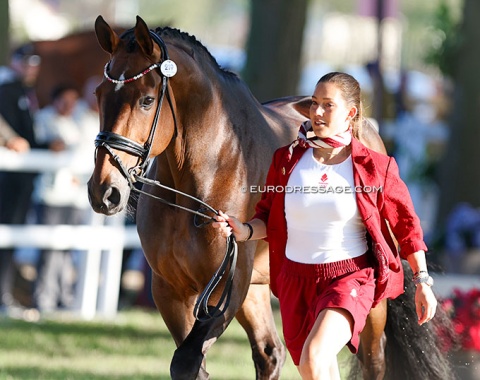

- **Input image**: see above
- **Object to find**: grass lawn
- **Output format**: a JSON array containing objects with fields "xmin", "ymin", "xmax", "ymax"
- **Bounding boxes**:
[{"xmin": 0, "ymin": 306, "xmax": 353, "ymax": 379}]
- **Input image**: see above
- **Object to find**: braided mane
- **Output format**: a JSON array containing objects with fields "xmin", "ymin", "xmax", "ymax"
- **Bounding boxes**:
[
  {"xmin": 158, "ymin": 27, "xmax": 239, "ymax": 78},
  {"xmin": 121, "ymin": 26, "xmax": 238, "ymax": 78}
]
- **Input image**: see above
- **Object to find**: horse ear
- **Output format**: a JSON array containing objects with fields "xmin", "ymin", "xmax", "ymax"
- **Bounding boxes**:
[
  {"xmin": 95, "ymin": 15, "xmax": 119, "ymax": 55},
  {"xmin": 134, "ymin": 15, "xmax": 155, "ymax": 57}
]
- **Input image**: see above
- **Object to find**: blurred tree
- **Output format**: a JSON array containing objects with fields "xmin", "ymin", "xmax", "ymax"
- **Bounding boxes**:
[
  {"xmin": 400, "ymin": 0, "xmax": 462, "ymax": 70},
  {"xmin": 437, "ymin": 0, "xmax": 480, "ymax": 226},
  {"xmin": 0, "ymin": 0, "xmax": 9, "ymax": 65},
  {"xmin": 424, "ymin": 1, "xmax": 461, "ymax": 79},
  {"xmin": 242, "ymin": 0, "xmax": 308, "ymax": 102}
]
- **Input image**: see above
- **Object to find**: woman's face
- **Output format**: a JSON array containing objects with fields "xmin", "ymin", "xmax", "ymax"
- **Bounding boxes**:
[{"xmin": 309, "ymin": 82, "xmax": 357, "ymax": 138}]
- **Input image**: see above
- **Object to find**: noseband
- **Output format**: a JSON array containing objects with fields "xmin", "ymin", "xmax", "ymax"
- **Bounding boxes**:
[{"xmin": 94, "ymin": 29, "xmax": 237, "ymax": 321}]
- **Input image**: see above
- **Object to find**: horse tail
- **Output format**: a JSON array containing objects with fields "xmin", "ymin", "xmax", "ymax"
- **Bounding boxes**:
[{"xmin": 383, "ymin": 261, "xmax": 457, "ymax": 380}]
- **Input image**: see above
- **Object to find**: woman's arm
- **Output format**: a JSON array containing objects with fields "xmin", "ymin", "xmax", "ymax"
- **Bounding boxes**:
[
  {"xmin": 406, "ymin": 250, "xmax": 428, "ymax": 275},
  {"xmin": 212, "ymin": 211, "xmax": 266, "ymax": 242},
  {"xmin": 380, "ymin": 157, "xmax": 437, "ymax": 324},
  {"xmin": 406, "ymin": 250, "xmax": 437, "ymax": 325},
  {"xmin": 381, "ymin": 157, "xmax": 427, "ymax": 256},
  {"xmin": 212, "ymin": 147, "xmax": 287, "ymax": 242}
]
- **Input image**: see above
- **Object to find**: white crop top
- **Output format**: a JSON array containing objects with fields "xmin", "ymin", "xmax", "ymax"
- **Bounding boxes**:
[{"xmin": 284, "ymin": 149, "xmax": 367, "ymax": 264}]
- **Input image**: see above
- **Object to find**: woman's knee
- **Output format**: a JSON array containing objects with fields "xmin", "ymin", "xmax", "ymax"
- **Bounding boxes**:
[
  {"xmin": 297, "ymin": 354, "xmax": 337, "ymax": 379},
  {"xmin": 296, "ymin": 308, "xmax": 352, "ymax": 378}
]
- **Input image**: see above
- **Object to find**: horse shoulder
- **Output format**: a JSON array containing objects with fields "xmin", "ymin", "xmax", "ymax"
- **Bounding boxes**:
[{"xmin": 357, "ymin": 120, "xmax": 387, "ymax": 155}]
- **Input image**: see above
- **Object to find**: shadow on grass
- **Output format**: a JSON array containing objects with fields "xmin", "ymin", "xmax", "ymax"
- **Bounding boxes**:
[
  {"xmin": 0, "ymin": 315, "xmax": 174, "ymax": 357},
  {"xmin": 0, "ymin": 314, "xmax": 252, "ymax": 345},
  {"xmin": 1, "ymin": 317, "xmax": 167, "ymax": 339},
  {"xmin": 0, "ymin": 366, "xmax": 170, "ymax": 380}
]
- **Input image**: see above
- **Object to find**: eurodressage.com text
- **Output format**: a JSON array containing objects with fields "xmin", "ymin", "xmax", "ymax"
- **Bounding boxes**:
[{"xmin": 241, "ymin": 185, "xmax": 384, "ymax": 194}]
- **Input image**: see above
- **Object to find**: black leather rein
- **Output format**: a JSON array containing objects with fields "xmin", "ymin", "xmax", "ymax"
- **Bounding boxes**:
[{"xmin": 94, "ymin": 29, "xmax": 238, "ymax": 321}]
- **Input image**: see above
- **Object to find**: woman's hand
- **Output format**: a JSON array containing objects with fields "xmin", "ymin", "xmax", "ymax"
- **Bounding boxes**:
[
  {"xmin": 415, "ymin": 284, "xmax": 437, "ymax": 325},
  {"xmin": 406, "ymin": 251, "xmax": 436, "ymax": 325},
  {"xmin": 212, "ymin": 211, "xmax": 249, "ymax": 241}
]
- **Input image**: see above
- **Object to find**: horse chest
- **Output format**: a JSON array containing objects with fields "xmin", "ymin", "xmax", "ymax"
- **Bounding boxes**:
[{"xmin": 140, "ymin": 219, "xmax": 210, "ymax": 271}]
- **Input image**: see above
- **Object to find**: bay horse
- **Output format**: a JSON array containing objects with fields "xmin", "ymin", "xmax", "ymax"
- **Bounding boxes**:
[{"xmin": 87, "ymin": 15, "xmax": 454, "ymax": 380}]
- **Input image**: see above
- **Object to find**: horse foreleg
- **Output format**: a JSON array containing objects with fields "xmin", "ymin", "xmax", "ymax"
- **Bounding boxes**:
[
  {"xmin": 357, "ymin": 299, "xmax": 387, "ymax": 380},
  {"xmin": 235, "ymin": 283, "xmax": 286, "ymax": 380},
  {"xmin": 170, "ymin": 317, "xmax": 218, "ymax": 380},
  {"xmin": 151, "ymin": 272, "xmax": 213, "ymax": 379}
]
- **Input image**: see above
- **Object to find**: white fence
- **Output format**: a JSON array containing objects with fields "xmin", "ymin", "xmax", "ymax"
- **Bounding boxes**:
[{"xmin": 0, "ymin": 147, "xmax": 142, "ymax": 319}]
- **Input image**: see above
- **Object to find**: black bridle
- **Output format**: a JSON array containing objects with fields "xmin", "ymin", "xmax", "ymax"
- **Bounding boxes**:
[
  {"xmin": 96, "ymin": 30, "xmax": 172, "ymax": 177},
  {"xmin": 94, "ymin": 29, "xmax": 237, "ymax": 321}
]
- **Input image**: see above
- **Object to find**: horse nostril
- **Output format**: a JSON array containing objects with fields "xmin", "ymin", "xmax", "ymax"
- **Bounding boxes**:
[{"xmin": 103, "ymin": 186, "xmax": 121, "ymax": 207}]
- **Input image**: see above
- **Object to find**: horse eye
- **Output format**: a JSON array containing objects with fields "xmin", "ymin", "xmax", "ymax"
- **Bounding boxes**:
[{"xmin": 140, "ymin": 96, "xmax": 155, "ymax": 109}]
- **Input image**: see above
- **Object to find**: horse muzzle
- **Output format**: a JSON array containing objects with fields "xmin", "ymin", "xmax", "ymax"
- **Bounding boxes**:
[{"xmin": 87, "ymin": 177, "xmax": 130, "ymax": 215}]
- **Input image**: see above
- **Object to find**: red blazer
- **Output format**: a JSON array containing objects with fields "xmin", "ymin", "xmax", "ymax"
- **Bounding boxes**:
[{"xmin": 253, "ymin": 137, "xmax": 427, "ymax": 306}]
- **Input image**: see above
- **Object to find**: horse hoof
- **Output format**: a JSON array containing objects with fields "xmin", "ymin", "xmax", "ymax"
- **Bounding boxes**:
[{"xmin": 170, "ymin": 367, "xmax": 209, "ymax": 380}]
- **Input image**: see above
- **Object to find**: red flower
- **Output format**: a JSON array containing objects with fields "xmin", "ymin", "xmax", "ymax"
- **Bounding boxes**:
[{"xmin": 440, "ymin": 288, "xmax": 480, "ymax": 351}]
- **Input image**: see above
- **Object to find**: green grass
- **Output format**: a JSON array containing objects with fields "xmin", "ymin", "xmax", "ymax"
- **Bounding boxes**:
[{"xmin": 0, "ymin": 307, "xmax": 353, "ymax": 379}]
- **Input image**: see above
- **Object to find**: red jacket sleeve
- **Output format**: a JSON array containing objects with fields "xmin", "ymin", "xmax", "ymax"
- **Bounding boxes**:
[
  {"xmin": 252, "ymin": 149, "xmax": 282, "ymax": 229},
  {"xmin": 381, "ymin": 156, "xmax": 427, "ymax": 258}
]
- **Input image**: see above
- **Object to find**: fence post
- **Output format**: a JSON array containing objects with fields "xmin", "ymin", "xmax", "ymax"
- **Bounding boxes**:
[{"xmin": 97, "ymin": 214, "xmax": 125, "ymax": 318}]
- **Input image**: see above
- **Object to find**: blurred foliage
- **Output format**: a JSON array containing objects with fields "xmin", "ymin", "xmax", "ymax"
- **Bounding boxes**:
[
  {"xmin": 137, "ymin": 0, "xmax": 248, "ymax": 30},
  {"xmin": 399, "ymin": 0, "xmax": 462, "ymax": 72},
  {"xmin": 424, "ymin": 0, "xmax": 462, "ymax": 78}
]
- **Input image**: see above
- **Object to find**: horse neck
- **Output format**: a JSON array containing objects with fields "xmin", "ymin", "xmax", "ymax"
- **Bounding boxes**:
[
  {"xmin": 157, "ymin": 39, "xmax": 275, "ymax": 198},
  {"xmin": 166, "ymin": 107, "xmax": 240, "ymax": 196},
  {"xmin": 160, "ymin": 84, "xmax": 253, "ymax": 202}
]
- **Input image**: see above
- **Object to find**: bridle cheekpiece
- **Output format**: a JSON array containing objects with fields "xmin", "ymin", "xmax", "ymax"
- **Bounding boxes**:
[{"xmin": 95, "ymin": 29, "xmax": 176, "ymax": 184}]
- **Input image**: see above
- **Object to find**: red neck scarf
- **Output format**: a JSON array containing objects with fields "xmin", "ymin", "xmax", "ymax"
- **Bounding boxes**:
[{"xmin": 288, "ymin": 120, "xmax": 352, "ymax": 158}]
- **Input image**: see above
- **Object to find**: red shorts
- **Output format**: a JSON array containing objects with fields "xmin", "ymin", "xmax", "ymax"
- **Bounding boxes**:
[{"xmin": 276, "ymin": 254, "xmax": 376, "ymax": 366}]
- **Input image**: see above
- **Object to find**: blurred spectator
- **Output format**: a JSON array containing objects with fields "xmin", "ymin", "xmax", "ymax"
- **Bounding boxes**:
[
  {"xmin": 0, "ymin": 43, "xmax": 44, "ymax": 311},
  {"xmin": 76, "ymin": 76, "xmax": 100, "ymax": 112},
  {"xmin": 74, "ymin": 75, "xmax": 101, "ymax": 145},
  {"xmin": 0, "ymin": 113, "xmax": 30, "ymax": 152},
  {"xmin": 32, "ymin": 84, "xmax": 92, "ymax": 313},
  {"xmin": 391, "ymin": 75, "xmax": 449, "ymax": 237},
  {"xmin": 444, "ymin": 203, "xmax": 480, "ymax": 274}
]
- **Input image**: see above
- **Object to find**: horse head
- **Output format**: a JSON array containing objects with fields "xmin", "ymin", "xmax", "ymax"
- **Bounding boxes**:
[{"xmin": 88, "ymin": 15, "xmax": 177, "ymax": 215}]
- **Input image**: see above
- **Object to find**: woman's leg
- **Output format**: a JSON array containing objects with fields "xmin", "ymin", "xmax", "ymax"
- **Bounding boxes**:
[{"xmin": 297, "ymin": 307, "xmax": 353, "ymax": 380}]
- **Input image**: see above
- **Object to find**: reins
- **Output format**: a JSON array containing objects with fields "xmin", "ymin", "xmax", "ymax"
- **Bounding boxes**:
[
  {"xmin": 95, "ymin": 28, "xmax": 237, "ymax": 321},
  {"xmin": 133, "ymin": 174, "xmax": 238, "ymax": 321}
]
